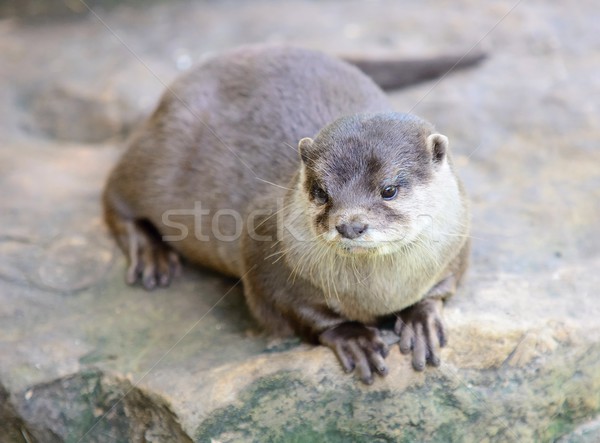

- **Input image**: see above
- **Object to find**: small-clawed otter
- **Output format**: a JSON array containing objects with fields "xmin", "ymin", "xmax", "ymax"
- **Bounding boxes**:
[{"xmin": 104, "ymin": 45, "xmax": 475, "ymax": 384}]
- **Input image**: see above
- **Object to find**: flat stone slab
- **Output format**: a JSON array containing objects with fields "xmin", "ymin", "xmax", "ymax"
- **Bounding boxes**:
[{"xmin": 0, "ymin": 0, "xmax": 599, "ymax": 441}]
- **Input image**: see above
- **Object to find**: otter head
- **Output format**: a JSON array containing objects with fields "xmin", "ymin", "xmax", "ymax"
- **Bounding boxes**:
[{"xmin": 297, "ymin": 112, "xmax": 454, "ymax": 255}]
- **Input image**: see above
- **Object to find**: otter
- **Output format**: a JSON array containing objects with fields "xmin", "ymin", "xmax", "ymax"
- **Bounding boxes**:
[{"xmin": 103, "ymin": 45, "xmax": 473, "ymax": 384}]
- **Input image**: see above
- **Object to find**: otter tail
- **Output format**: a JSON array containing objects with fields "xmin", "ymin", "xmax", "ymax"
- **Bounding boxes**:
[{"xmin": 345, "ymin": 52, "xmax": 486, "ymax": 91}]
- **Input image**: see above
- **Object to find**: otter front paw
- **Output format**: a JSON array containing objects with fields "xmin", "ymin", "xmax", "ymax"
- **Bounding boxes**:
[
  {"xmin": 394, "ymin": 298, "xmax": 446, "ymax": 371},
  {"xmin": 319, "ymin": 322, "xmax": 389, "ymax": 385}
]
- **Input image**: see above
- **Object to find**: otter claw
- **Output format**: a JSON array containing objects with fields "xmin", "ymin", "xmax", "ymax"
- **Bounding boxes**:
[
  {"xmin": 320, "ymin": 322, "xmax": 389, "ymax": 384},
  {"xmin": 395, "ymin": 298, "xmax": 446, "ymax": 371}
]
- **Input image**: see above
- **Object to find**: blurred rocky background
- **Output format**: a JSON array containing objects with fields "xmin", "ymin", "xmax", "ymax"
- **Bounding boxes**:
[{"xmin": 0, "ymin": 0, "xmax": 599, "ymax": 441}]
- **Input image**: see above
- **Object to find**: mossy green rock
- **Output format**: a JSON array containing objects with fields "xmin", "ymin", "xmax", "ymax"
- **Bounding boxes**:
[
  {"xmin": 194, "ymin": 343, "xmax": 600, "ymax": 442},
  {"xmin": 13, "ymin": 370, "xmax": 191, "ymax": 443}
]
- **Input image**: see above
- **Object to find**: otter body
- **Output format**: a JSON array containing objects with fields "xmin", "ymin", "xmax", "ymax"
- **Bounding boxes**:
[{"xmin": 104, "ymin": 45, "xmax": 472, "ymax": 383}]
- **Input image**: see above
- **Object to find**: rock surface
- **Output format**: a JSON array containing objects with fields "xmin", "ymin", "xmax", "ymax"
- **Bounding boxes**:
[{"xmin": 1, "ymin": 0, "xmax": 599, "ymax": 441}]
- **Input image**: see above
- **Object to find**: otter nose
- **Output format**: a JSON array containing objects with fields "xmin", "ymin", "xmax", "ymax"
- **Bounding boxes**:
[{"xmin": 336, "ymin": 222, "xmax": 368, "ymax": 239}]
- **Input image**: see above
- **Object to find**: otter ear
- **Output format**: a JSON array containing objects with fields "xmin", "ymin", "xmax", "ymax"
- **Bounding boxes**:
[
  {"xmin": 426, "ymin": 133, "xmax": 448, "ymax": 164},
  {"xmin": 298, "ymin": 137, "xmax": 314, "ymax": 163}
]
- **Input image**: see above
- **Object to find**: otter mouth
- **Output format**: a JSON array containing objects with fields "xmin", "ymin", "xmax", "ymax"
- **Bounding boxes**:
[{"xmin": 336, "ymin": 240, "xmax": 380, "ymax": 256}]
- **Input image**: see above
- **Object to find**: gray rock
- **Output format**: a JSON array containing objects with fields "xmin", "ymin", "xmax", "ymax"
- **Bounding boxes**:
[
  {"xmin": 30, "ymin": 84, "xmax": 131, "ymax": 143},
  {"xmin": 558, "ymin": 418, "xmax": 600, "ymax": 443},
  {"xmin": 35, "ymin": 233, "xmax": 114, "ymax": 292},
  {"xmin": 0, "ymin": 383, "xmax": 36, "ymax": 443},
  {"xmin": 16, "ymin": 370, "xmax": 192, "ymax": 443},
  {"xmin": 0, "ymin": 0, "xmax": 599, "ymax": 441}
]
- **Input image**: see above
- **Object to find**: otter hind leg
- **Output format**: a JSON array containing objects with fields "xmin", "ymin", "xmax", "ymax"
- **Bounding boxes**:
[{"xmin": 104, "ymin": 199, "xmax": 181, "ymax": 290}]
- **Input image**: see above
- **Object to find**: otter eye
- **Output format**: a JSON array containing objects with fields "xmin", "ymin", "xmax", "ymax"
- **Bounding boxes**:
[
  {"xmin": 312, "ymin": 185, "xmax": 329, "ymax": 205},
  {"xmin": 381, "ymin": 185, "xmax": 398, "ymax": 200}
]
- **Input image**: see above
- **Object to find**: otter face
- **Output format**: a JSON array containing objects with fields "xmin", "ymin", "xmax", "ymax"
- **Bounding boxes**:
[{"xmin": 297, "ymin": 113, "xmax": 453, "ymax": 255}]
